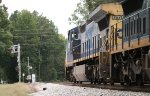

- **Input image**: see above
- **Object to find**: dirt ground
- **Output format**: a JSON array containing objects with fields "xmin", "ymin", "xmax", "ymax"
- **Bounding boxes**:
[{"xmin": 0, "ymin": 83, "xmax": 34, "ymax": 96}]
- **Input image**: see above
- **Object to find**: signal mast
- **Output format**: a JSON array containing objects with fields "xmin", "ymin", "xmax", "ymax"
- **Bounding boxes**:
[{"xmin": 10, "ymin": 44, "xmax": 21, "ymax": 82}]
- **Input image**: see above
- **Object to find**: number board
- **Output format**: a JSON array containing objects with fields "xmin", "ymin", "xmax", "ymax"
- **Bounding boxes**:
[{"xmin": 112, "ymin": 15, "xmax": 124, "ymax": 20}]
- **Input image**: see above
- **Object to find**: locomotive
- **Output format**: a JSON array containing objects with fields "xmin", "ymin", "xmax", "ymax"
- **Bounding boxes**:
[{"xmin": 65, "ymin": 0, "xmax": 150, "ymax": 86}]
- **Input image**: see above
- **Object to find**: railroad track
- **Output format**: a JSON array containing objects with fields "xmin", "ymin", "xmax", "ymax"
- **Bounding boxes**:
[{"xmin": 58, "ymin": 82, "xmax": 150, "ymax": 93}]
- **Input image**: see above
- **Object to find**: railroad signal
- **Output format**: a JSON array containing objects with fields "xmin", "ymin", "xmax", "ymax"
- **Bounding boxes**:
[
  {"xmin": 28, "ymin": 66, "xmax": 32, "ymax": 69},
  {"xmin": 9, "ymin": 44, "xmax": 21, "ymax": 82},
  {"xmin": 10, "ymin": 45, "xmax": 19, "ymax": 53}
]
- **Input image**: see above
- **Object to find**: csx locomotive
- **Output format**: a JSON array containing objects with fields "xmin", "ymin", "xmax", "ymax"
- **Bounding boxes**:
[{"xmin": 65, "ymin": 0, "xmax": 150, "ymax": 85}]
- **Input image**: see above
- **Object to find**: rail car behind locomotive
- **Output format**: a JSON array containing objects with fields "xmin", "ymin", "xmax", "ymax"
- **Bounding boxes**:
[{"xmin": 65, "ymin": 3, "xmax": 123, "ymax": 84}]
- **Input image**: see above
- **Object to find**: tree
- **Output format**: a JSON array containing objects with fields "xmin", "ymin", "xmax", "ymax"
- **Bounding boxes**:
[
  {"xmin": 49, "ymin": 68, "xmax": 57, "ymax": 81},
  {"xmin": 69, "ymin": 0, "xmax": 119, "ymax": 25},
  {"xmin": 68, "ymin": 0, "xmax": 89, "ymax": 26},
  {"xmin": 10, "ymin": 10, "xmax": 66, "ymax": 82},
  {"xmin": 0, "ymin": 4, "xmax": 13, "ymax": 82}
]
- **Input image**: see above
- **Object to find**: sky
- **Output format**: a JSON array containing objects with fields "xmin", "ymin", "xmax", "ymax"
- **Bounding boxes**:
[{"xmin": 2, "ymin": 0, "xmax": 80, "ymax": 37}]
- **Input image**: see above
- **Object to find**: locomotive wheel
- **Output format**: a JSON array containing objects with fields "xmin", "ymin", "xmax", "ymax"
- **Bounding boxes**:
[
  {"xmin": 126, "ymin": 79, "xmax": 131, "ymax": 86},
  {"xmin": 73, "ymin": 80, "xmax": 76, "ymax": 84},
  {"xmin": 138, "ymin": 81, "xmax": 144, "ymax": 86},
  {"xmin": 136, "ymin": 74, "xmax": 144, "ymax": 86},
  {"xmin": 73, "ymin": 78, "xmax": 76, "ymax": 83},
  {"xmin": 110, "ymin": 81, "xmax": 114, "ymax": 85},
  {"xmin": 109, "ymin": 78, "xmax": 114, "ymax": 85},
  {"xmin": 80, "ymin": 81, "xmax": 82, "ymax": 84},
  {"xmin": 120, "ymin": 82, "xmax": 124, "ymax": 85},
  {"xmin": 90, "ymin": 81, "xmax": 93, "ymax": 84},
  {"xmin": 103, "ymin": 81, "xmax": 107, "ymax": 85},
  {"xmin": 124, "ymin": 75, "xmax": 131, "ymax": 86},
  {"xmin": 94, "ymin": 81, "xmax": 97, "ymax": 84},
  {"xmin": 98, "ymin": 81, "xmax": 101, "ymax": 84},
  {"xmin": 140, "ymin": 82, "xmax": 144, "ymax": 86},
  {"xmin": 101, "ymin": 78, "xmax": 107, "ymax": 85}
]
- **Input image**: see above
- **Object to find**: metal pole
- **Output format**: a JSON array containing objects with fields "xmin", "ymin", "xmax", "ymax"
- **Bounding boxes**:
[
  {"xmin": 38, "ymin": 50, "xmax": 41, "ymax": 81},
  {"xmin": 23, "ymin": 76, "xmax": 24, "ymax": 82},
  {"xmin": 22, "ymin": 73, "xmax": 25, "ymax": 82},
  {"xmin": 18, "ymin": 44, "xmax": 21, "ymax": 82},
  {"xmin": 27, "ymin": 57, "xmax": 30, "ymax": 76}
]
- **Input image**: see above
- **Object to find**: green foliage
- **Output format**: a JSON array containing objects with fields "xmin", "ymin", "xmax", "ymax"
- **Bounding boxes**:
[
  {"xmin": 0, "ymin": 4, "xmax": 66, "ymax": 83},
  {"xmin": 69, "ymin": 0, "xmax": 119, "ymax": 25},
  {"xmin": 85, "ymin": 0, "xmax": 118, "ymax": 12},
  {"xmin": 0, "ymin": 4, "xmax": 13, "ymax": 82},
  {"xmin": 9, "ymin": 10, "xmax": 66, "ymax": 82},
  {"xmin": 68, "ymin": 0, "xmax": 89, "ymax": 26},
  {"xmin": 49, "ymin": 68, "xmax": 57, "ymax": 81}
]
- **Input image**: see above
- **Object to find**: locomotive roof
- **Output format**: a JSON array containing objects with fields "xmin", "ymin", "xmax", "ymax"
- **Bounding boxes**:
[
  {"xmin": 68, "ymin": 27, "xmax": 79, "ymax": 36},
  {"xmin": 89, "ymin": 3, "xmax": 123, "ymax": 22}
]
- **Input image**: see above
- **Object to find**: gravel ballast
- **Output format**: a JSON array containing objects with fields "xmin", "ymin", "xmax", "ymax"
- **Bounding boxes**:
[{"xmin": 31, "ymin": 83, "xmax": 150, "ymax": 96}]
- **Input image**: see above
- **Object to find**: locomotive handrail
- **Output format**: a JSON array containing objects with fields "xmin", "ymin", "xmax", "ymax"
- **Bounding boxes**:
[{"xmin": 72, "ymin": 43, "xmax": 81, "ymax": 49}]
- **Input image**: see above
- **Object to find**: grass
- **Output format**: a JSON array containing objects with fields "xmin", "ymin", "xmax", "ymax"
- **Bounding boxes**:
[{"xmin": 0, "ymin": 83, "xmax": 33, "ymax": 96}]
